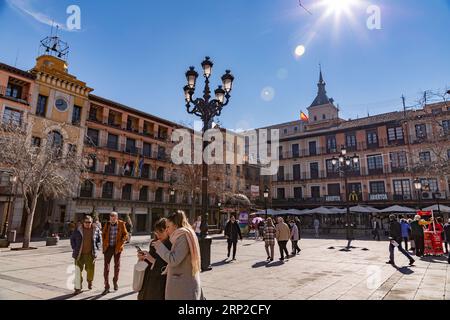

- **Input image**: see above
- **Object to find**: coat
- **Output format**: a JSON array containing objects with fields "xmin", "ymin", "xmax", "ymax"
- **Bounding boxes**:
[
  {"xmin": 275, "ymin": 222, "xmax": 290, "ymax": 241},
  {"xmin": 444, "ymin": 223, "xmax": 450, "ymax": 241},
  {"xmin": 138, "ymin": 238, "xmax": 171, "ymax": 300},
  {"xmin": 224, "ymin": 221, "xmax": 242, "ymax": 242},
  {"xmin": 70, "ymin": 225, "xmax": 101, "ymax": 260},
  {"xmin": 410, "ymin": 220, "xmax": 424, "ymax": 237},
  {"xmin": 389, "ymin": 220, "xmax": 402, "ymax": 241},
  {"xmin": 290, "ymin": 224, "xmax": 299, "ymax": 241},
  {"xmin": 400, "ymin": 221, "xmax": 410, "ymax": 238},
  {"xmin": 155, "ymin": 233, "xmax": 202, "ymax": 300},
  {"xmin": 102, "ymin": 220, "xmax": 128, "ymax": 254}
]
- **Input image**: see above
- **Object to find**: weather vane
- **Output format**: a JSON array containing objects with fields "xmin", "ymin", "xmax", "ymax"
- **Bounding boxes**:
[{"xmin": 39, "ymin": 24, "xmax": 69, "ymax": 60}]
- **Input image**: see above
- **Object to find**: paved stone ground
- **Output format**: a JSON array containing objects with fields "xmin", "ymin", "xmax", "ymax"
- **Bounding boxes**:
[{"xmin": 0, "ymin": 235, "xmax": 449, "ymax": 300}]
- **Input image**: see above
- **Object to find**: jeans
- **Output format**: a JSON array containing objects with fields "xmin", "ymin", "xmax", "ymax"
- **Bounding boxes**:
[
  {"xmin": 402, "ymin": 237, "xmax": 409, "ymax": 251},
  {"xmin": 265, "ymin": 243, "xmax": 274, "ymax": 259},
  {"xmin": 291, "ymin": 240, "xmax": 301, "ymax": 254},
  {"xmin": 75, "ymin": 253, "xmax": 95, "ymax": 290},
  {"xmin": 278, "ymin": 240, "xmax": 289, "ymax": 260},
  {"xmin": 227, "ymin": 240, "xmax": 237, "ymax": 259},
  {"xmin": 389, "ymin": 239, "xmax": 413, "ymax": 263},
  {"xmin": 104, "ymin": 246, "xmax": 121, "ymax": 288}
]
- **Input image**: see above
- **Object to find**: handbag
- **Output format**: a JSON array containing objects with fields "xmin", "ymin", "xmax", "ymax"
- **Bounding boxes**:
[{"xmin": 132, "ymin": 260, "xmax": 148, "ymax": 292}]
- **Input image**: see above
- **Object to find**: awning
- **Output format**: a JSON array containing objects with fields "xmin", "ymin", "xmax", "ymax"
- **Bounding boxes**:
[
  {"xmin": 350, "ymin": 205, "xmax": 380, "ymax": 213},
  {"xmin": 422, "ymin": 204, "xmax": 450, "ymax": 213},
  {"xmin": 379, "ymin": 205, "xmax": 416, "ymax": 213}
]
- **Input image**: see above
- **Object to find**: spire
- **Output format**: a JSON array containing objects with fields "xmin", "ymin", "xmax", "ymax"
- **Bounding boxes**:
[{"xmin": 309, "ymin": 66, "xmax": 331, "ymax": 108}]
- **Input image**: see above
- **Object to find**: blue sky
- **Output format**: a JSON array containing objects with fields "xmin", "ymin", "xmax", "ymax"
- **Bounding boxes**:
[{"xmin": 0, "ymin": 0, "xmax": 449, "ymax": 130}]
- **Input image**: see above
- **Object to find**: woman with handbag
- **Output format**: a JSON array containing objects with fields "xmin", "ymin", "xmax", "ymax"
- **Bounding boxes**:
[{"xmin": 137, "ymin": 218, "xmax": 171, "ymax": 300}]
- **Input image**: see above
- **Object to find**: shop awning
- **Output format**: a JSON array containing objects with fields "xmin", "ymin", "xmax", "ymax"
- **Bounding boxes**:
[
  {"xmin": 422, "ymin": 204, "xmax": 450, "ymax": 213},
  {"xmin": 379, "ymin": 205, "xmax": 416, "ymax": 213}
]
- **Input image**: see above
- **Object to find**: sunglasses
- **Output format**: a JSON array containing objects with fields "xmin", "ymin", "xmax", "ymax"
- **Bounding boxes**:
[{"xmin": 84, "ymin": 221, "xmax": 92, "ymax": 224}]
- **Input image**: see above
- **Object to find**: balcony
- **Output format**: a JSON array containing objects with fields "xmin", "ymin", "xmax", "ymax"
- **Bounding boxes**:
[{"xmin": 0, "ymin": 85, "xmax": 31, "ymax": 105}]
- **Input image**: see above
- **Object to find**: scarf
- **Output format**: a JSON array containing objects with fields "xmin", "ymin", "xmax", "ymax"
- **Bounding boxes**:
[{"xmin": 168, "ymin": 227, "xmax": 201, "ymax": 276}]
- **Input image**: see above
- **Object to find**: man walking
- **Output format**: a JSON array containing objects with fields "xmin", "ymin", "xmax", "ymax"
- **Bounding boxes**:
[
  {"xmin": 275, "ymin": 217, "xmax": 290, "ymax": 262},
  {"xmin": 70, "ymin": 215, "xmax": 101, "ymax": 295},
  {"xmin": 224, "ymin": 215, "xmax": 242, "ymax": 260},
  {"xmin": 386, "ymin": 214, "xmax": 415, "ymax": 267},
  {"xmin": 313, "ymin": 217, "xmax": 320, "ymax": 238},
  {"xmin": 102, "ymin": 212, "xmax": 128, "ymax": 295},
  {"xmin": 372, "ymin": 217, "xmax": 381, "ymax": 241},
  {"xmin": 289, "ymin": 220, "xmax": 301, "ymax": 255}
]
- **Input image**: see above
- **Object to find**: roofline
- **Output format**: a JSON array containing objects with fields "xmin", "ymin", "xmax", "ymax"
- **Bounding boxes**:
[
  {"xmin": 0, "ymin": 62, "xmax": 35, "ymax": 80},
  {"xmin": 88, "ymin": 94, "xmax": 183, "ymax": 129}
]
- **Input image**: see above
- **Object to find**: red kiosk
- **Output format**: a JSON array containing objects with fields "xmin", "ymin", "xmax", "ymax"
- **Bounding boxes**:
[{"xmin": 418, "ymin": 210, "xmax": 444, "ymax": 256}]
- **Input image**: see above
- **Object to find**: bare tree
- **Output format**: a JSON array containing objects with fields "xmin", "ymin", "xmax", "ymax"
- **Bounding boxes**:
[{"xmin": 0, "ymin": 123, "xmax": 87, "ymax": 248}]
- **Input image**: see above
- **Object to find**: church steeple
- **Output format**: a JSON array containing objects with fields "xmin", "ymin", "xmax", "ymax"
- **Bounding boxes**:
[{"xmin": 310, "ymin": 66, "xmax": 331, "ymax": 108}]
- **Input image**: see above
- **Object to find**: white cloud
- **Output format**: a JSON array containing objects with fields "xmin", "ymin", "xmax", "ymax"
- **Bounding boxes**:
[{"xmin": 6, "ymin": 0, "xmax": 71, "ymax": 31}]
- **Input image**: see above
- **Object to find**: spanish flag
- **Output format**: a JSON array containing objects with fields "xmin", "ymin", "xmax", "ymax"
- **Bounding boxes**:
[{"xmin": 300, "ymin": 111, "xmax": 309, "ymax": 122}]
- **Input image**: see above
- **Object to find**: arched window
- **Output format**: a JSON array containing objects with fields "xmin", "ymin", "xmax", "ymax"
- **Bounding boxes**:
[
  {"xmin": 139, "ymin": 186, "xmax": 148, "ymax": 201},
  {"xmin": 156, "ymin": 167, "xmax": 165, "ymax": 181},
  {"xmin": 155, "ymin": 188, "xmax": 163, "ymax": 202},
  {"xmin": 102, "ymin": 181, "xmax": 114, "ymax": 199},
  {"xmin": 80, "ymin": 180, "xmax": 94, "ymax": 198},
  {"xmin": 48, "ymin": 130, "xmax": 63, "ymax": 152},
  {"xmin": 122, "ymin": 184, "xmax": 132, "ymax": 200}
]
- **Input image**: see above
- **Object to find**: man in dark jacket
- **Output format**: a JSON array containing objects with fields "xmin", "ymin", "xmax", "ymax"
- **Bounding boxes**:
[
  {"xmin": 387, "ymin": 214, "xmax": 415, "ymax": 267},
  {"xmin": 410, "ymin": 214, "xmax": 431, "ymax": 257},
  {"xmin": 224, "ymin": 215, "xmax": 242, "ymax": 260},
  {"xmin": 444, "ymin": 219, "xmax": 450, "ymax": 255},
  {"xmin": 70, "ymin": 215, "xmax": 101, "ymax": 295}
]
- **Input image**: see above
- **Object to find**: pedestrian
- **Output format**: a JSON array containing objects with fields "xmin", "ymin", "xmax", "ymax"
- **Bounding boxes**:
[
  {"xmin": 372, "ymin": 217, "xmax": 381, "ymax": 241},
  {"xmin": 407, "ymin": 219, "xmax": 415, "ymax": 252},
  {"xmin": 386, "ymin": 214, "xmax": 415, "ymax": 267},
  {"xmin": 70, "ymin": 215, "xmax": 101, "ymax": 295},
  {"xmin": 94, "ymin": 217, "xmax": 102, "ymax": 232},
  {"xmin": 258, "ymin": 220, "xmax": 265, "ymax": 241},
  {"xmin": 410, "ymin": 214, "xmax": 432, "ymax": 257},
  {"xmin": 68, "ymin": 220, "xmax": 76, "ymax": 238},
  {"xmin": 400, "ymin": 218, "xmax": 411, "ymax": 251},
  {"xmin": 40, "ymin": 219, "xmax": 51, "ymax": 238},
  {"xmin": 444, "ymin": 219, "xmax": 450, "ymax": 254},
  {"xmin": 313, "ymin": 217, "xmax": 320, "ymax": 238},
  {"xmin": 289, "ymin": 220, "xmax": 301, "ymax": 255},
  {"xmin": 125, "ymin": 214, "xmax": 133, "ymax": 243},
  {"xmin": 138, "ymin": 218, "xmax": 171, "ymax": 300},
  {"xmin": 224, "ymin": 215, "xmax": 242, "ymax": 260},
  {"xmin": 101, "ymin": 211, "xmax": 128, "ymax": 295},
  {"xmin": 345, "ymin": 222, "xmax": 355, "ymax": 249},
  {"xmin": 294, "ymin": 217, "xmax": 302, "ymax": 240},
  {"xmin": 275, "ymin": 217, "xmax": 290, "ymax": 262},
  {"xmin": 153, "ymin": 210, "xmax": 202, "ymax": 300},
  {"xmin": 263, "ymin": 217, "xmax": 276, "ymax": 261},
  {"xmin": 193, "ymin": 216, "xmax": 202, "ymax": 238}
]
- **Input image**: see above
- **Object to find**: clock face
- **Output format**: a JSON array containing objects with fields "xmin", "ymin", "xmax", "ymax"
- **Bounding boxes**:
[{"xmin": 54, "ymin": 98, "xmax": 68, "ymax": 112}]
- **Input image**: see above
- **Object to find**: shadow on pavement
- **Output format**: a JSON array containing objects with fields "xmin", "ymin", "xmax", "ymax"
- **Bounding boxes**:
[
  {"xmin": 252, "ymin": 261, "xmax": 268, "ymax": 268},
  {"xmin": 396, "ymin": 266, "xmax": 414, "ymax": 275},
  {"xmin": 211, "ymin": 259, "xmax": 230, "ymax": 267},
  {"xmin": 265, "ymin": 261, "xmax": 284, "ymax": 268},
  {"xmin": 49, "ymin": 293, "xmax": 77, "ymax": 300},
  {"xmin": 108, "ymin": 291, "xmax": 136, "ymax": 300}
]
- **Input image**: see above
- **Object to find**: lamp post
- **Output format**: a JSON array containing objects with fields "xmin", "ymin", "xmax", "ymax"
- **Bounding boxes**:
[
  {"xmin": 263, "ymin": 186, "xmax": 270, "ymax": 219},
  {"xmin": 413, "ymin": 178, "xmax": 422, "ymax": 209},
  {"xmin": 433, "ymin": 192, "xmax": 442, "ymax": 217},
  {"xmin": 331, "ymin": 147, "xmax": 359, "ymax": 227},
  {"xmin": 217, "ymin": 201, "xmax": 221, "ymax": 230},
  {"xmin": 184, "ymin": 56, "xmax": 234, "ymax": 272},
  {"xmin": 169, "ymin": 187, "xmax": 175, "ymax": 203},
  {"xmin": 1, "ymin": 174, "xmax": 17, "ymax": 241}
]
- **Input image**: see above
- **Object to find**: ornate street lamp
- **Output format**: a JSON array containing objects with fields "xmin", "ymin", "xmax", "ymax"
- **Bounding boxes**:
[
  {"xmin": 331, "ymin": 147, "xmax": 359, "ymax": 227},
  {"xmin": 263, "ymin": 186, "xmax": 270, "ymax": 219},
  {"xmin": 413, "ymin": 178, "xmax": 422, "ymax": 209},
  {"xmin": 184, "ymin": 56, "xmax": 234, "ymax": 271}
]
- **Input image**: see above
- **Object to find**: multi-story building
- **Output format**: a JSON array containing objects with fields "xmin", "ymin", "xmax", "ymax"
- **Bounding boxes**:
[{"xmin": 266, "ymin": 71, "xmax": 450, "ymax": 210}]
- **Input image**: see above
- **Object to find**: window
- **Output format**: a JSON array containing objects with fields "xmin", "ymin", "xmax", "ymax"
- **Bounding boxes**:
[
  {"xmin": 87, "ymin": 154, "xmax": 97, "ymax": 172},
  {"xmin": 80, "ymin": 180, "xmax": 94, "ymax": 198},
  {"xmin": 122, "ymin": 184, "xmax": 132, "ymax": 200},
  {"xmin": 326, "ymin": 135, "xmax": 337, "ymax": 153},
  {"xmin": 68, "ymin": 144, "xmax": 77, "ymax": 157},
  {"xmin": 157, "ymin": 146, "xmax": 166, "ymax": 160},
  {"xmin": 415, "ymin": 124, "xmax": 427, "ymax": 139},
  {"xmin": 102, "ymin": 182, "xmax": 114, "ymax": 199},
  {"xmin": 86, "ymin": 128, "xmax": 99, "ymax": 146},
  {"xmin": 309, "ymin": 141, "xmax": 317, "ymax": 156},
  {"xmin": 48, "ymin": 130, "xmax": 63, "ymax": 155},
  {"xmin": 294, "ymin": 126, "xmax": 298, "ymax": 132},
  {"xmin": 143, "ymin": 142, "xmax": 152, "ymax": 157},
  {"xmin": 104, "ymin": 157, "xmax": 116, "ymax": 174},
  {"xmin": 277, "ymin": 166, "xmax": 284, "ymax": 181},
  {"xmin": 292, "ymin": 144, "xmax": 299, "ymax": 157},
  {"xmin": 367, "ymin": 154, "xmax": 383, "ymax": 174},
  {"xmin": 420, "ymin": 178, "xmax": 438, "ymax": 192},
  {"xmin": 293, "ymin": 164, "xmax": 301, "ymax": 180},
  {"xmin": 107, "ymin": 133, "xmax": 118, "ymax": 150},
  {"xmin": 294, "ymin": 187, "xmax": 302, "ymax": 199},
  {"xmin": 139, "ymin": 186, "xmax": 148, "ymax": 201},
  {"xmin": 277, "ymin": 188, "xmax": 285, "ymax": 199},
  {"xmin": 72, "ymin": 105, "xmax": 82, "ymax": 125},
  {"xmin": 366, "ymin": 129, "xmax": 378, "ymax": 148},
  {"xmin": 311, "ymin": 186, "xmax": 320, "ymax": 199},
  {"xmin": 393, "ymin": 179, "xmax": 411, "ymax": 200},
  {"xmin": 156, "ymin": 167, "xmax": 165, "ymax": 181},
  {"xmin": 88, "ymin": 107, "xmax": 98, "ymax": 121},
  {"xmin": 390, "ymin": 151, "xmax": 407, "ymax": 172},
  {"xmin": 31, "ymin": 136, "xmax": 41, "ymax": 147},
  {"xmin": 283, "ymin": 129, "xmax": 288, "ymax": 135},
  {"xmin": 327, "ymin": 183, "xmax": 340, "ymax": 196},
  {"xmin": 278, "ymin": 146, "xmax": 283, "ymax": 159},
  {"xmin": 419, "ymin": 151, "xmax": 431, "ymax": 163},
  {"xmin": 448, "ymin": 149, "xmax": 450, "ymax": 160},
  {"xmin": 326, "ymin": 159, "xmax": 339, "ymax": 177},
  {"xmin": 345, "ymin": 132, "xmax": 357, "ymax": 151},
  {"xmin": 370, "ymin": 181, "xmax": 385, "ymax": 194},
  {"xmin": 126, "ymin": 138, "xmax": 136, "ymax": 154},
  {"xmin": 310, "ymin": 162, "xmax": 319, "ymax": 179},
  {"xmin": 442, "ymin": 120, "xmax": 450, "ymax": 135},
  {"xmin": 36, "ymin": 95, "xmax": 47, "ymax": 117},
  {"xmin": 348, "ymin": 183, "xmax": 362, "ymax": 201},
  {"xmin": 322, "ymin": 114, "xmax": 326, "ymax": 120},
  {"xmin": 387, "ymin": 126, "xmax": 404, "ymax": 144},
  {"xmin": 2, "ymin": 107, "xmax": 22, "ymax": 126},
  {"xmin": 6, "ymin": 83, "xmax": 22, "ymax": 99},
  {"xmin": 141, "ymin": 164, "xmax": 150, "ymax": 179}
]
